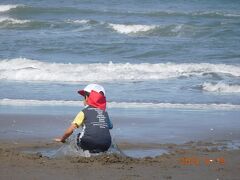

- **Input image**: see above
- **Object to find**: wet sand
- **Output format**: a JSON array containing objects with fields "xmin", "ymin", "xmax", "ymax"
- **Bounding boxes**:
[
  {"xmin": 0, "ymin": 139, "xmax": 240, "ymax": 180},
  {"xmin": 0, "ymin": 113, "xmax": 240, "ymax": 179},
  {"xmin": 1, "ymin": 112, "xmax": 240, "ymax": 143}
]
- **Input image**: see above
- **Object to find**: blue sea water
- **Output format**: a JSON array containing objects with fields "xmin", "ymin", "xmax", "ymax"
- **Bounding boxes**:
[{"xmin": 0, "ymin": 0, "xmax": 240, "ymax": 117}]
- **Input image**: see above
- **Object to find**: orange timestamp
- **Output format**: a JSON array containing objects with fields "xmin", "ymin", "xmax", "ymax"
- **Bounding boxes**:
[{"xmin": 179, "ymin": 156, "xmax": 225, "ymax": 166}]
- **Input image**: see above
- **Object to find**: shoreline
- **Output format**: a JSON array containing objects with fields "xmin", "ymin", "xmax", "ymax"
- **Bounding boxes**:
[{"xmin": 1, "ymin": 112, "xmax": 240, "ymax": 143}]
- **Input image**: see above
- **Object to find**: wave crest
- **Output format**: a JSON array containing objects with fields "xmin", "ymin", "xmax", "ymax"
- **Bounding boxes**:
[
  {"xmin": 109, "ymin": 23, "xmax": 157, "ymax": 34},
  {"xmin": 202, "ymin": 82, "xmax": 240, "ymax": 93},
  {"xmin": 0, "ymin": 4, "xmax": 22, "ymax": 12},
  {"xmin": 0, "ymin": 17, "xmax": 30, "ymax": 25},
  {"xmin": 1, "ymin": 98, "xmax": 240, "ymax": 111},
  {"xmin": 0, "ymin": 58, "xmax": 239, "ymax": 83},
  {"xmin": 66, "ymin": 19, "xmax": 91, "ymax": 24}
]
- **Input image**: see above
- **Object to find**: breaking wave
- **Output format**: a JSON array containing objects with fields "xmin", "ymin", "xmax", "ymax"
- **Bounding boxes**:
[
  {"xmin": 66, "ymin": 19, "xmax": 91, "ymax": 24},
  {"xmin": 0, "ymin": 58, "xmax": 239, "ymax": 83},
  {"xmin": 1, "ymin": 98, "xmax": 240, "ymax": 111},
  {"xmin": 0, "ymin": 17, "xmax": 30, "ymax": 25},
  {"xmin": 0, "ymin": 15, "xmax": 227, "ymax": 38},
  {"xmin": 0, "ymin": 4, "xmax": 22, "ymax": 12},
  {"xmin": 202, "ymin": 82, "xmax": 240, "ymax": 93},
  {"xmin": 108, "ymin": 23, "xmax": 157, "ymax": 34}
]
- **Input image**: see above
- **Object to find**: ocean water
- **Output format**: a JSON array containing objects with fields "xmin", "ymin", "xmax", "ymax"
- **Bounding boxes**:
[{"xmin": 0, "ymin": 1, "xmax": 240, "ymax": 119}]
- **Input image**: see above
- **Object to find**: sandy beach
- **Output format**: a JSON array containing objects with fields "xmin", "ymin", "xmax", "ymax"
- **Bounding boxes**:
[
  {"xmin": 0, "ymin": 139, "xmax": 240, "ymax": 180},
  {"xmin": 0, "ymin": 113, "xmax": 240, "ymax": 180}
]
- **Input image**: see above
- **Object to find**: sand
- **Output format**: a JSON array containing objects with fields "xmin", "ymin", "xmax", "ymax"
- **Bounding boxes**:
[
  {"xmin": 0, "ymin": 113, "xmax": 240, "ymax": 179},
  {"xmin": 0, "ymin": 139, "xmax": 240, "ymax": 180}
]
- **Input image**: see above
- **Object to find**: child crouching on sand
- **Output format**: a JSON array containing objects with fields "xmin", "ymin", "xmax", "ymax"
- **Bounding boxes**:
[{"xmin": 54, "ymin": 84, "xmax": 113, "ymax": 153}]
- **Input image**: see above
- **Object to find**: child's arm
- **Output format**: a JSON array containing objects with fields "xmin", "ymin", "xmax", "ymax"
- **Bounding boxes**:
[
  {"xmin": 54, "ymin": 124, "xmax": 77, "ymax": 143},
  {"xmin": 55, "ymin": 111, "xmax": 84, "ymax": 143}
]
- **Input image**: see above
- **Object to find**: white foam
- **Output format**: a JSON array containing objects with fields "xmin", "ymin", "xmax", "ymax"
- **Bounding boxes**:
[
  {"xmin": 109, "ymin": 23, "xmax": 157, "ymax": 34},
  {"xmin": 0, "ymin": 17, "xmax": 30, "ymax": 24},
  {"xmin": 223, "ymin": 13, "xmax": 240, "ymax": 17},
  {"xmin": 1, "ymin": 98, "xmax": 240, "ymax": 111},
  {"xmin": 108, "ymin": 101, "xmax": 240, "ymax": 110},
  {"xmin": 0, "ymin": 4, "xmax": 20, "ymax": 12},
  {"xmin": 0, "ymin": 58, "xmax": 240, "ymax": 83},
  {"xmin": 202, "ymin": 82, "xmax": 240, "ymax": 93},
  {"xmin": 66, "ymin": 19, "xmax": 90, "ymax": 24},
  {"xmin": 0, "ymin": 99, "xmax": 81, "ymax": 107},
  {"xmin": 171, "ymin": 24, "xmax": 183, "ymax": 33}
]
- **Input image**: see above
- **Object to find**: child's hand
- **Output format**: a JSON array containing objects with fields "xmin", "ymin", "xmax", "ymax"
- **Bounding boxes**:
[
  {"xmin": 54, "ymin": 138, "xmax": 65, "ymax": 143},
  {"xmin": 54, "ymin": 124, "xmax": 75, "ymax": 143}
]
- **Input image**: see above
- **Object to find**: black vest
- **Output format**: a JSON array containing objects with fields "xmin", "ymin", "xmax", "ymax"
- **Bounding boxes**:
[{"xmin": 80, "ymin": 106, "xmax": 112, "ymax": 151}]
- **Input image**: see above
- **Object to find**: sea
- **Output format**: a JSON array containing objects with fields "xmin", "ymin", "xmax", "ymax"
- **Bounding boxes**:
[{"xmin": 0, "ymin": 0, "xmax": 240, "ymax": 145}]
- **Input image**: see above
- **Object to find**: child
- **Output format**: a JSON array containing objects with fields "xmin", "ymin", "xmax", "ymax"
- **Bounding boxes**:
[{"xmin": 54, "ymin": 84, "xmax": 113, "ymax": 153}]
